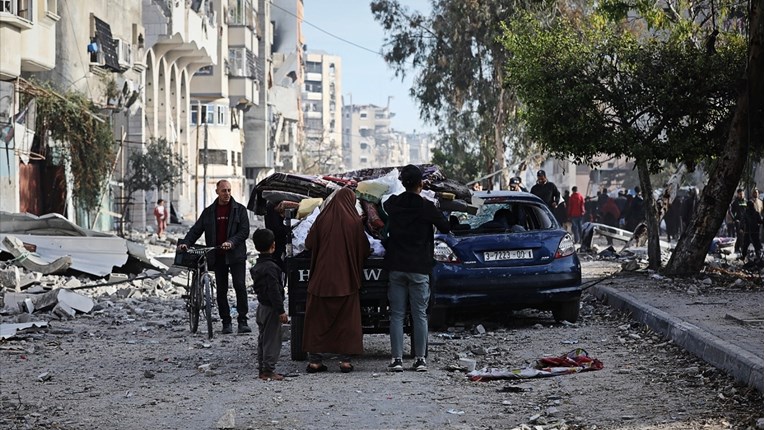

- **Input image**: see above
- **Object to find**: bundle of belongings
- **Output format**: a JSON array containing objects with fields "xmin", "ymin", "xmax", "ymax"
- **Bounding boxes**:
[{"xmin": 247, "ymin": 165, "xmax": 475, "ymax": 258}]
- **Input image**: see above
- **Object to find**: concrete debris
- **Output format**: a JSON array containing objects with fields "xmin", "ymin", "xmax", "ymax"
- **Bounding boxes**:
[
  {"xmin": 14, "ymin": 289, "xmax": 94, "ymax": 315},
  {"xmin": 0, "ymin": 212, "xmax": 168, "ymax": 276},
  {"xmin": 0, "ymin": 321, "xmax": 48, "ymax": 339},
  {"xmin": 2, "ymin": 236, "xmax": 72, "ymax": 275},
  {"xmin": 621, "ymin": 260, "xmax": 640, "ymax": 271},
  {"xmin": 52, "ymin": 301, "xmax": 76, "ymax": 319},
  {"xmin": 37, "ymin": 371, "xmax": 52, "ymax": 382},
  {"xmin": 0, "ymin": 266, "xmax": 20, "ymax": 289},
  {"xmin": 216, "ymin": 409, "xmax": 236, "ymax": 429}
]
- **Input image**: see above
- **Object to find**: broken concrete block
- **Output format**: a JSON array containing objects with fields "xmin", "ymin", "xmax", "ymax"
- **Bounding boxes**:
[
  {"xmin": 63, "ymin": 278, "xmax": 81, "ymax": 289},
  {"xmin": 57, "ymin": 289, "xmax": 94, "ymax": 313},
  {"xmin": 108, "ymin": 273, "xmax": 129, "ymax": 284},
  {"xmin": 2, "ymin": 236, "xmax": 72, "ymax": 275},
  {"xmin": 53, "ymin": 302, "xmax": 76, "ymax": 319},
  {"xmin": 2, "ymin": 292, "xmax": 30, "ymax": 312},
  {"xmin": 18, "ymin": 272, "xmax": 42, "ymax": 290},
  {"xmin": 0, "ymin": 266, "xmax": 20, "ymax": 289},
  {"xmin": 216, "ymin": 409, "xmax": 236, "ymax": 429},
  {"xmin": 22, "ymin": 288, "xmax": 94, "ymax": 314},
  {"xmin": 23, "ymin": 298, "xmax": 35, "ymax": 314}
]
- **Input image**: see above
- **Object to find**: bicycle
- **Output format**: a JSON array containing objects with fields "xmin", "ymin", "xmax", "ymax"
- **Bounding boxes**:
[{"xmin": 175, "ymin": 246, "xmax": 217, "ymax": 340}]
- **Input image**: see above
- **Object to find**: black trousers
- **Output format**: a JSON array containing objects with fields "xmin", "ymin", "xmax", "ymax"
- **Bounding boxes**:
[{"xmin": 214, "ymin": 259, "xmax": 248, "ymax": 325}]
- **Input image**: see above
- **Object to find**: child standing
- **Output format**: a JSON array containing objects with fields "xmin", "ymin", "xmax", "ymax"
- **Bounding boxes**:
[{"xmin": 250, "ymin": 229, "xmax": 289, "ymax": 381}]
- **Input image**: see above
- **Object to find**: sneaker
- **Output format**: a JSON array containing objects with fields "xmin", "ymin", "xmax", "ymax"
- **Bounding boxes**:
[
  {"xmin": 388, "ymin": 358, "xmax": 404, "ymax": 372},
  {"xmin": 259, "ymin": 371, "xmax": 284, "ymax": 381},
  {"xmin": 221, "ymin": 323, "xmax": 233, "ymax": 334},
  {"xmin": 412, "ymin": 358, "xmax": 427, "ymax": 372},
  {"xmin": 237, "ymin": 324, "xmax": 252, "ymax": 334}
]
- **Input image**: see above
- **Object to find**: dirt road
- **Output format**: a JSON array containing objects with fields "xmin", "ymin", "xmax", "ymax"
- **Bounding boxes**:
[{"xmin": 1, "ymin": 260, "xmax": 762, "ymax": 430}]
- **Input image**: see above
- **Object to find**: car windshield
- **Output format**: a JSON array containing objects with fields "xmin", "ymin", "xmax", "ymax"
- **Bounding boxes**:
[{"xmin": 449, "ymin": 199, "xmax": 557, "ymax": 232}]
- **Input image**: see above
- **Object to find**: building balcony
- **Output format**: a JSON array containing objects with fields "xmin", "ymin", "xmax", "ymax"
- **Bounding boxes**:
[
  {"xmin": 144, "ymin": 0, "xmax": 217, "ymax": 68},
  {"xmin": 304, "ymin": 91, "xmax": 322, "ymax": 101},
  {"xmin": 0, "ymin": 0, "xmax": 59, "ymax": 80}
]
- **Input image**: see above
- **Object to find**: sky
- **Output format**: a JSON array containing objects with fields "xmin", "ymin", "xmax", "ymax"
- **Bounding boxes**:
[{"xmin": 300, "ymin": 0, "xmax": 433, "ymax": 134}]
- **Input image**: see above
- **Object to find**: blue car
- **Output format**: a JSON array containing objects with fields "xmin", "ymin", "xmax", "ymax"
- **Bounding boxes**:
[{"xmin": 431, "ymin": 190, "xmax": 582, "ymax": 325}]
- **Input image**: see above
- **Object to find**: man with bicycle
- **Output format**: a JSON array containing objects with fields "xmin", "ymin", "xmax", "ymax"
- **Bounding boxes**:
[{"xmin": 178, "ymin": 180, "xmax": 251, "ymax": 334}]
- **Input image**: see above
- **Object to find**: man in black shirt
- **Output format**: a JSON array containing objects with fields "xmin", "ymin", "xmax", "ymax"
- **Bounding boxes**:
[
  {"xmin": 383, "ymin": 165, "xmax": 450, "ymax": 372},
  {"xmin": 530, "ymin": 170, "xmax": 561, "ymax": 212}
]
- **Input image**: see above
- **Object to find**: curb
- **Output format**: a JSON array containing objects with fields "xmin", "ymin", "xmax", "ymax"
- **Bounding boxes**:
[{"xmin": 590, "ymin": 285, "xmax": 764, "ymax": 393}]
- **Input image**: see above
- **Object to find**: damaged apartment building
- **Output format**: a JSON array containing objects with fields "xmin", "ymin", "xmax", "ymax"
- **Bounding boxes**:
[{"xmin": 1, "ymin": 0, "xmax": 310, "ymax": 232}]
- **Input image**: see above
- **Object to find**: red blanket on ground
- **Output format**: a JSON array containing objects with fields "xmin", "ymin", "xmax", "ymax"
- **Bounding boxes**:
[{"xmin": 468, "ymin": 349, "xmax": 604, "ymax": 382}]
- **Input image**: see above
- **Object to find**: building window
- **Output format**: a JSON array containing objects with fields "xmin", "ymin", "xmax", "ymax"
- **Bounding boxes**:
[
  {"xmin": 198, "ymin": 149, "xmax": 228, "ymax": 165},
  {"xmin": 228, "ymin": 48, "xmax": 257, "ymax": 78},
  {"xmin": 305, "ymin": 61, "xmax": 322, "ymax": 73},
  {"xmin": 360, "ymin": 142, "xmax": 369, "ymax": 151},
  {"xmin": 195, "ymin": 65, "xmax": 213, "ymax": 76},
  {"xmin": 360, "ymin": 111, "xmax": 368, "ymax": 119},
  {"xmin": 236, "ymin": 152, "xmax": 242, "ymax": 167},
  {"xmin": 217, "ymin": 106, "xmax": 226, "ymax": 125},
  {"xmin": 190, "ymin": 103, "xmax": 216, "ymax": 124},
  {"xmin": 1, "ymin": 0, "xmax": 33, "ymax": 21},
  {"xmin": 227, "ymin": 0, "xmax": 244, "ymax": 25},
  {"xmin": 360, "ymin": 156, "xmax": 368, "ymax": 164}
]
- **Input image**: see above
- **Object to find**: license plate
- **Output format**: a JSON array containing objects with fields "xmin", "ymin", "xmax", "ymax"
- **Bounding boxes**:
[{"xmin": 484, "ymin": 249, "xmax": 533, "ymax": 261}]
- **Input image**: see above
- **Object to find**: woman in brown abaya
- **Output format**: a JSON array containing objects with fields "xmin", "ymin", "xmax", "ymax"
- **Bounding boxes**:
[{"xmin": 302, "ymin": 187, "xmax": 371, "ymax": 373}]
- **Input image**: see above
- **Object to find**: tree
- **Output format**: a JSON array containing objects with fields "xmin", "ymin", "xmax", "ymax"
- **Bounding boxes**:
[
  {"xmin": 665, "ymin": 0, "xmax": 763, "ymax": 275},
  {"xmin": 502, "ymin": 15, "xmax": 747, "ymax": 269},
  {"xmin": 26, "ymin": 83, "xmax": 116, "ymax": 212},
  {"xmin": 370, "ymin": 0, "xmax": 551, "ymax": 186},
  {"xmin": 298, "ymin": 127, "xmax": 343, "ymax": 174},
  {"xmin": 124, "ymin": 137, "xmax": 187, "ymax": 198}
]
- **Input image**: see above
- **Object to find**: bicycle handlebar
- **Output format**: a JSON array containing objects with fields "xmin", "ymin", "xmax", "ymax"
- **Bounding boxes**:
[{"xmin": 184, "ymin": 246, "xmax": 218, "ymax": 255}]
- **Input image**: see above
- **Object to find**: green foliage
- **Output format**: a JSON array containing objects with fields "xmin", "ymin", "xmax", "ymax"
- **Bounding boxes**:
[
  {"xmin": 125, "ymin": 137, "xmax": 187, "ymax": 196},
  {"xmin": 370, "ymin": 0, "xmax": 555, "ymax": 182},
  {"xmin": 31, "ymin": 85, "xmax": 116, "ymax": 211},
  {"xmin": 430, "ymin": 111, "xmax": 484, "ymax": 184},
  {"xmin": 501, "ymin": 15, "xmax": 746, "ymax": 173}
]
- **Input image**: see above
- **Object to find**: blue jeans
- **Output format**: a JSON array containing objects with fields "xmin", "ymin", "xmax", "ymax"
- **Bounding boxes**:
[
  {"xmin": 388, "ymin": 271, "xmax": 430, "ymax": 359},
  {"xmin": 570, "ymin": 216, "xmax": 583, "ymax": 244}
]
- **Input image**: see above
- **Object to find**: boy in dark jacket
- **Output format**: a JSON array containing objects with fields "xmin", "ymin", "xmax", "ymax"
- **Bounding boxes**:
[{"xmin": 250, "ymin": 229, "xmax": 289, "ymax": 381}]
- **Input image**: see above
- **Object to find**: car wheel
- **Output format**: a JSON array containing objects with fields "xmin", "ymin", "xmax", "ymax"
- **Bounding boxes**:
[{"xmin": 553, "ymin": 300, "xmax": 580, "ymax": 323}]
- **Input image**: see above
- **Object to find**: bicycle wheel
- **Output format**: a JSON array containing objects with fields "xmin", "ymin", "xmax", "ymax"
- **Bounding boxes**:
[
  {"xmin": 188, "ymin": 271, "xmax": 201, "ymax": 333},
  {"xmin": 202, "ymin": 274, "xmax": 214, "ymax": 340}
]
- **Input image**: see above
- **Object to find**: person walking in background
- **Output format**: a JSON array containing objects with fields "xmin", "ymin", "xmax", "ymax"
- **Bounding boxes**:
[
  {"xmin": 567, "ymin": 186, "xmax": 585, "ymax": 244},
  {"xmin": 680, "ymin": 187, "xmax": 699, "ymax": 232},
  {"xmin": 623, "ymin": 186, "xmax": 645, "ymax": 232},
  {"xmin": 751, "ymin": 188, "xmax": 763, "ymax": 242},
  {"xmin": 513, "ymin": 176, "xmax": 528, "ymax": 192},
  {"xmin": 302, "ymin": 187, "xmax": 371, "ymax": 374},
  {"xmin": 250, "ymin": 229, "xmax": 289, "ymax": 381},
  {"xmin": 178, "ymin": 180, "xmax": 251, "ymax": 334},
  {"xmin": 153, "ymin": 199, "xmax": 168, "ymax": 238},
  {"xmin": 730, "ymin": 188, "xmax": 748, "ymax": 258},
  {"xmin": 508, "ymin": 177, "xmax": 522, "ymax": 192},
  {"xmin": 384, "ymin": 165, "xmax": 451, "ymax": 372},
  {"xmin": 530, "ymin": 170, "xmax": 560, "ymax": 212},
  {"xmin": 742, "ymin": 189, "xmax": 764, "ymax": 261}
]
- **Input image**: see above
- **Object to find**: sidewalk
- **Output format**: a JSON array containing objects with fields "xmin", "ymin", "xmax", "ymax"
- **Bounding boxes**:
[{"xmin": 590, "ymin": 275, "xmax": 763, "ymax": 393}]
